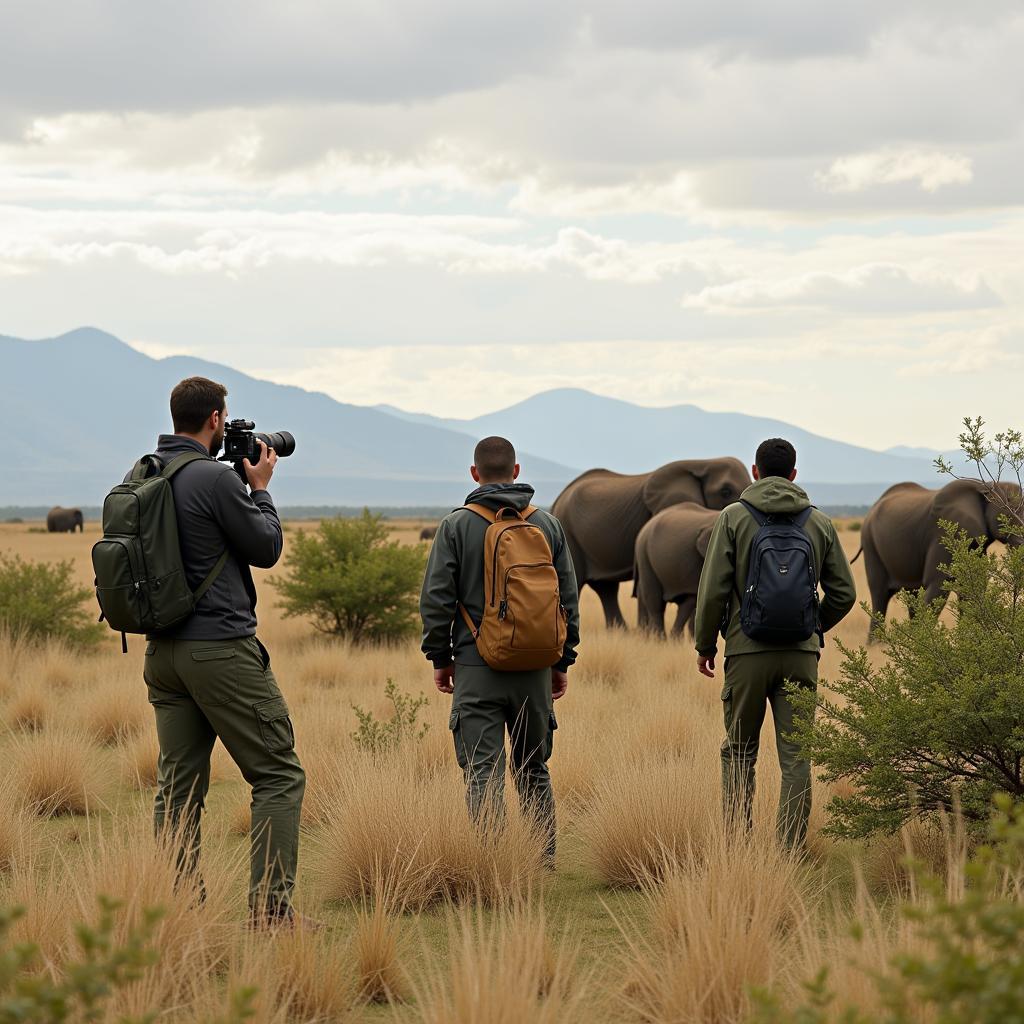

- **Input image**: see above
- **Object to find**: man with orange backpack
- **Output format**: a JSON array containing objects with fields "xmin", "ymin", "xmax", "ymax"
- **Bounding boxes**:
[{"xmin": 420, "ymin": 436, "xmax": 580, "ymax": 865}]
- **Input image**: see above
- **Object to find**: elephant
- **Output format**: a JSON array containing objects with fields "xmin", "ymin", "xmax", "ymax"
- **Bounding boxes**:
[
  {"xmin": 854, "ymin": 478, "xmax": 1023, "ymax": 638},
  {"xmin": 634, "ymin": 503, "xmax": 720, "ymax": 637},
  {"xmin": 46, "ymin": 506, "xmax": 84, "ymax": 533},
  {"xmin": 552, "ymin": 457, "xmax": 751, "ymax": 628},
  {"xmin": 419, "ymin": 526, "xmax": 437, "ymax": 542}
]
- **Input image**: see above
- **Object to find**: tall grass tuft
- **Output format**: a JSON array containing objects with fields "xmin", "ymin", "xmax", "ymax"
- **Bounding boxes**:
[
  {"xmin": 410, "ymin": 902, "xmax": 586, "ymax": 1024},
  {"xmin": 313, "ymin": 748, "xmax": 545, "ymax": 909},
  {"xmin": 11, "ymin": 727, "xmax": 111, "ymax": 816},
  {"xmin": 579, "ymin": 747, "xmax": 716, "ymax": 886},
  {"xmin": 351, "ymin": 878, "xmax": 410, "ymax": 1004},
  {"xmin": 617, "ymin": 830, "xmax": 817, "ymax": 1024}
]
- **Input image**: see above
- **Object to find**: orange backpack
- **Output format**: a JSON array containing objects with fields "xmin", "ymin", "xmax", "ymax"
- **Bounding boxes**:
[{"xmin": 458, "ymin": 503, "xmax": 568, "ymax": 672}]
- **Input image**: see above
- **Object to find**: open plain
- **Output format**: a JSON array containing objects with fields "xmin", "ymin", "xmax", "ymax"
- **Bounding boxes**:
[{"xmin": 0, "ymin": 518, "xmax": 958, "ymax": 1022}]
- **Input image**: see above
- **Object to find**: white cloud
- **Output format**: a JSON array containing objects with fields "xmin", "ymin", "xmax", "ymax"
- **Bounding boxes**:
[
  {"xmin": 816, "ymin": 149, "xmax": 974, "ymax": 194},
  {"xmin": 684, "ymin": 262, "xmax": 999, "ymax": 314}
]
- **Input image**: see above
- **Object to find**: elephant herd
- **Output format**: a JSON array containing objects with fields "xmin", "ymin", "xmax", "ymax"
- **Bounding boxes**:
[{"xmin": 549, "ymin": 461, "xmax": 1023, "ymax": 640}]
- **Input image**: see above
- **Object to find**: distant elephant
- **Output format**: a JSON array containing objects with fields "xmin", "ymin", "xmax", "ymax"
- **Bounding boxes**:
[
  {"xmin": 419, "ymin": 526, "xmax": 437, "ymax": 541},
  {"xmin": 552, "ymin": 457, "xmax": 751, "ymax": 628},
  {"xmin": 46, "ymin": 506, "xmax": 84, "ymax": 533},
  {"xmin": 855, "ymin": 479, "xmax": 1023, "ymax": 638},
  {"xmin": 634, "ymin": 503, "xmax": 719, "ymax": 637}
]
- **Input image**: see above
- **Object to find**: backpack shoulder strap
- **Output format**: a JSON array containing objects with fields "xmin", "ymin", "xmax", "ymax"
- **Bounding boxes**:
[
  {"xmin": 157, "ymin": 451, "xmax": 227, "ymax": 603},
  {"xmin": 160, "ymin": 451, "xmax": 210, "ymax": 480},
  {"xmin": 739, "ymin": 499, "xmax": 769, "ymax": 528},
  {"xmin": 193, "ymin": 550, "xmax": 229, "ymax": 605},
  {"xmin": 522, "ymin": 504, "xmax": 539, "ymax": 520},
  {"xmin": 129, "ymin": 455, "xmax": 163, "ymax": 481},
  {"xmin": 794, "ymin": 506, "xmax": 815, "ymax": 528},
  {"xmin": 464, "ymin": 502, "xmax": 498, "ymax": 523}
]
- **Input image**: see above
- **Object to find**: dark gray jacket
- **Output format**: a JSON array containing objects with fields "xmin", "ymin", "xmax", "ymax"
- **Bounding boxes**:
[
  {"xmin": 419, "ymin": 482, "xmax": 581, "ymax": 672},
  {"xmin": 128, "ymin": 435, "xmax": 283, "ymax": 640}
]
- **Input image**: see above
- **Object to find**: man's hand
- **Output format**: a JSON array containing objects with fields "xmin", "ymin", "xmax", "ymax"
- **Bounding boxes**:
[
  {"xmin": 698, "ymin": 654, "xmax": 716, "ymax": 678},
  {"xmin": 244, "ymin": 439, "xmax": 278, "ymax": 492},
  {"xmin": 434, "ymin": 665, "xmax": 454, "ymax": 694},
  {"xmin": 552, "ymin": 670, "xmax": 568, "ymax": 700}
]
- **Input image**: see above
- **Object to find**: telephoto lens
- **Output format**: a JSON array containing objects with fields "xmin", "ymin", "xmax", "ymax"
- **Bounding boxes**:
[{"xmin": 256, "ymin": 431, "xmax": 296, "ymax": 458}]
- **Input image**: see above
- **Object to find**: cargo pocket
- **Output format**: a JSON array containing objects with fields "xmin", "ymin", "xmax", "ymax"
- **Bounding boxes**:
[
  {"xmin": 449, "ymin": 708, "xmax": 467, "ymax": 770},
  {"xmin": 720, "ymin": 685, "xmax": 734, "ymax": 733},
  {"xmin": 545, "ymin": 710, "xmax": 557, "ymax": 761},
  {"xmin": 189, "ymin": 646, "xmax": 239, "ymax": 707},
  {"xmin": 255, "ymin": 697, "xmax": 295, "ymax": 754}
]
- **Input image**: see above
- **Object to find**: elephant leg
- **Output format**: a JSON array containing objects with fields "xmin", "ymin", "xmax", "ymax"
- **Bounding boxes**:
[
  {"xmin": 921, "ymin": 576, "xmax": 948, "ymax": 613},
  {"xmin": 864, "ymin": 547, "xmax": 893, "ymax": 644},
  {"xmin": 671, "ymin": 595, "xmax": 697, "ymax": 638},
  {"xmin": 591, "ymin": 580, "xmax": 627, "ymax": 630}
]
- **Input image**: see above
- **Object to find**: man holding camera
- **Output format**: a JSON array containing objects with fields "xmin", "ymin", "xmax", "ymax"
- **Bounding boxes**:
[{"xmin": 139, "ymin": 376, "xmax": 306, "ymax": 927}]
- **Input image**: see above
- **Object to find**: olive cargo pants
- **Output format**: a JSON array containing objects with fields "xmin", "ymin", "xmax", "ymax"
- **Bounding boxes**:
[
  {"xmin": 720, "ymin": 651, "xmax": 818, "ymax": 849},
  {"xmin": 450, "ymin": 663, "xmax": 557, "ymax": 860},
  {"xmin": 143, "ymin": 635, "xmax": 305, "ymax": 916}
]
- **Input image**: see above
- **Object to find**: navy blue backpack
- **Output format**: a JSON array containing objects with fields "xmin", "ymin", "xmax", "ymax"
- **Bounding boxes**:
[{"xmin": 738, "ymin": 501, "xmax": 823, "ymax": 646}]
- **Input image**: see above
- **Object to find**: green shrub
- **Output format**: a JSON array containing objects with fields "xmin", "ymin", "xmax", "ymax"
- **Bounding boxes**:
[
  {"xmin": 0, "ymin": 896, "xmax": 257, "ymax": 1023},
  {"xmin": 0, "ymin": 554, "xmax": 101, "ymax": 647},
  {"xmin": 271, "ymin": 511, "xmax": 427, "ymax": 643},
  {"xmin": 847, "ymin": 519, "xmax": 862, "ymax": 532},
  {"xmin": 751, "ymin": 796, "xmax": 1024, "ymax": 1024},
  {"xmin": 790, "ymin": 522, "xmax": 1024, "ymax": 838},
  {"xmin": 792, "ymin": 418, "xmax": 1024, "ymax": 839},
  {"xmin": 351, "ymin": 678, "xmax": 430, "ymax": 755},
  {"xmin": 0, "ymin": 895, "xmax": 160, "ymax": 1023}
]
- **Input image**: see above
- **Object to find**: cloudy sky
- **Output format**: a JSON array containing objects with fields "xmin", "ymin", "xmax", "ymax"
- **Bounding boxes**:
[{"xmin": 1, "ymin": 1, "xmax": 1022, "ymax": 450}]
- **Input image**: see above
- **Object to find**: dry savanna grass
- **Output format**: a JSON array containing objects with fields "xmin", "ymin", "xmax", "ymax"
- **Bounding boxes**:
[{"xmin": 0, "ymin": 518, "xmax": 967, "ymax": 1021}]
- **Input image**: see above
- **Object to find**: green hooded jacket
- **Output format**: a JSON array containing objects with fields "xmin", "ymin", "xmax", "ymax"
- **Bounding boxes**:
[
  {"xmin": 693, "ymin": 477, "xmax": 856, "ymax": 658},
  {"xmin": 420, "ymin": 482, "xmax": 581, "ymax": 672}
]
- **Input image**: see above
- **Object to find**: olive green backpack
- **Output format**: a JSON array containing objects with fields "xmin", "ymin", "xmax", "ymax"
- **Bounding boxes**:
[{"xmin": 91, "ymin": 452, "xmax": 227, "ymax": 651}]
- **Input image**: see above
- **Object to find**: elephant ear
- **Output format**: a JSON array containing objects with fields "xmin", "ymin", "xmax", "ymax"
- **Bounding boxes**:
[
  {"xmin": 932, "ymin": 479, "xmax": 987, "ymax": 539},
  {"xmin": 696, "ymin": 524, "xmax": 714, "ymax": 560},
  {"xmin": 642, "ymin": 463, "xmax": 703, "ymax": 514}
]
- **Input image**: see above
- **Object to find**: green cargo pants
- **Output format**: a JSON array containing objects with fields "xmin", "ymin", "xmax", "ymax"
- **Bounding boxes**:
[
  {"xmin": 450, "ymin": 663, "xmax": 557, "ymax": 860},
  {"xmin": 720, "ymin": 650, "xmax": 818, "ymax": 849},
  {"xmin": 143, "ymin": 635, "xmax": 305, "ymax": 918}
]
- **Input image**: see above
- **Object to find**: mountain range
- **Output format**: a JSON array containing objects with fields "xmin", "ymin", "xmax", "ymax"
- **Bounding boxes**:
[{"xmin": 4, "ymin": 328, "xmax": 962, "ymax": 509}]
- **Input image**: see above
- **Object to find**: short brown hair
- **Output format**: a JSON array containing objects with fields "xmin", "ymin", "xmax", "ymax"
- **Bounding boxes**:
[
  {"xmin": 170, "ymin": 376, "xmax": 228, "ymax": 433},
  {"xmin": 474, "ymin": 436, "xmax": 516, "ymax": 480}
]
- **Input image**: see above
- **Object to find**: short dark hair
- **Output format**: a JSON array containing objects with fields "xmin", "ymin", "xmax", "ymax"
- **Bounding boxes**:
[
  {"xmin": 170, "ymin": 376, "xmax": 228, "ymax": 434},
  {"xmin": 474, "ymin": 436, "xmax": 516, "ymax": 480},
  {"xmin": 755, "ymin": 438, "xmax": 797, "ymax": 478}
]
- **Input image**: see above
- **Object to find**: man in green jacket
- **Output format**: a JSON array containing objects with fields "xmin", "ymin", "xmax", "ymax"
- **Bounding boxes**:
[
  {"xmin": 694, "ymin": 438, "xmax": 856, "ymax": 848},
  {"xmin": 419, "ymin": 436, "xmax": 581, "ymax": 864}
]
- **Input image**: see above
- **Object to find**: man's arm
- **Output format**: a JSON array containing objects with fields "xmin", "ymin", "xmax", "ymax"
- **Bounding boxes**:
[
  {"xmin": 420, "ymin": 518, "xmax": 458, "ymax": 670},
  {"xmin": 818, "ymin": 521, "xmax": 857, "ymax": 632},
  {"xmin": 210, "ymin": 468, "xmax": 283, "ymax": 569},
  {"xmin": 693, "ymin": 511, "xmax": 736, "ymax": 657},
  {"xmin": 552, "ymin": 522, "xmax": 581, "ymax": 673}
]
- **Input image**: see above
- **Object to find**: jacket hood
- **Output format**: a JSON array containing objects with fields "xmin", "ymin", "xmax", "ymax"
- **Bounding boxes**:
[
  {"xmin": 464, "ymin": 481, "xmax": 536, "ymax": 512},
  {"xmin": 739, "ymin": 476, "xmax": 811, "ymax": 515}
]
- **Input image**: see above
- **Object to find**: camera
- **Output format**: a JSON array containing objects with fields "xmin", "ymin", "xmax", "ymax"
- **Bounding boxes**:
[{"xmin": 220, "ymin": 419, "xmax": 296, "ymax": 481}]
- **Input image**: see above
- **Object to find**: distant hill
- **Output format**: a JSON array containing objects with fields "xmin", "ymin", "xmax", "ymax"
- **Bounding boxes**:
[
  {"xmin": 374, "ymin": 388, "xmax": 966, "ymax": 493},
  {"xmin": 0, "ymin": 329, "xmax": 576, "ymax": 507},
  {"xmin": 3, "ymin": 327, "xmax": 966, "ymax": 510}
]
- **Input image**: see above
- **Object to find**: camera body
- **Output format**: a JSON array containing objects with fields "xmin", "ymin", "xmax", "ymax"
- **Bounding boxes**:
[{"xmin": 221, "ymin": 419, "xmax": 296, "ymax": 481}]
